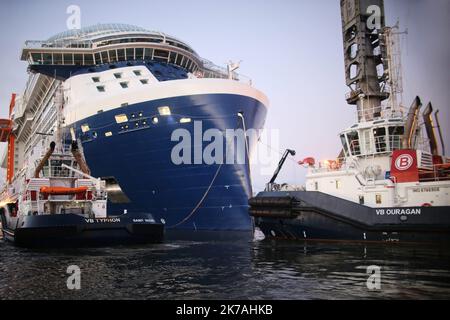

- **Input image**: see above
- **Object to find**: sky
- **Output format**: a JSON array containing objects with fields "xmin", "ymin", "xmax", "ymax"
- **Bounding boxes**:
[{"xmin": 0, "ymin": 0, "xmax": 449, "ymax": 191}]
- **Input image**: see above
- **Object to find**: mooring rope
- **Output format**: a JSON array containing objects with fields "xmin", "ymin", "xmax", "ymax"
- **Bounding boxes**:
[{"xmin": 167, "ymin": 163, "xmax": 223, "ymax": 228}]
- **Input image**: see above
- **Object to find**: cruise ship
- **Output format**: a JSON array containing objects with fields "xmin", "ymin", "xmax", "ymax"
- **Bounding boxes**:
[{"xmin": 1, "ymin": 24, "xmax": 268, "ymax": 235}]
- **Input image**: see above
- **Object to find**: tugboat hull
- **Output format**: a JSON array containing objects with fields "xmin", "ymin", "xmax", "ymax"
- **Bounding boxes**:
[
  {"xmin": 250, "ymin": 191, "xmax": 450, "ymax": 244},
  {"xmin": 0, "ymin": 213, "xmax": 164, "ymax": 247}
]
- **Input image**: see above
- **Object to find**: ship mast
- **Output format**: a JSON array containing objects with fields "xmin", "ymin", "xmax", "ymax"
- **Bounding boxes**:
[{"xmin": 340, "ymin": 0, "xmax": 389, "ymax": 122}]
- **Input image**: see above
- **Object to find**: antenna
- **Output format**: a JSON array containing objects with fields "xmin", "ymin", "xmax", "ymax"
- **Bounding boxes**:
[
  {"xmin": 227, "ymin": 60, "xmax": 241, "ymax": 79},
  {"xmin": 382, "ymin": 22, "xmax": 407, "ymax": 115}
]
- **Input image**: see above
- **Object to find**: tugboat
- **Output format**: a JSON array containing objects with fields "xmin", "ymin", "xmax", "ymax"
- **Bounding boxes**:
[
  {"xmin": 249, "ymin": 0, "xmax": 450, "ymax": 243},
  {"xmin": 0, "ymin": 89, "xmax": 164, "ymax": 247}
]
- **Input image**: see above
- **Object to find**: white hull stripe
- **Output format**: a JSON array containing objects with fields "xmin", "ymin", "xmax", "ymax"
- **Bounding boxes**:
[{"xmin": 64, "ymin": 77, "xmax": 269, "ymax": 126}]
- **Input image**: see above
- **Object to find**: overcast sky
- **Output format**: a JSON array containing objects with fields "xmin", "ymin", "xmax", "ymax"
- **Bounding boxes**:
[{"xmin": 0, "ymin": 0, "xmax": 448, "ymax": 190}]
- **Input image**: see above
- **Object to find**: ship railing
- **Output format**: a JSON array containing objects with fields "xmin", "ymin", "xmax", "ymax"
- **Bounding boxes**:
[
  {"xmin": 199, "ymin": 58, "xmax": 252, "ymax": 84},
  {"xmin": 372, "ymin": 135, "xmax": 403, "ymax": 154},
  {"xmin": 24, "ymin": 39, "xmax": 94, "ymax": 50},
  {"xmin": 39, "ymin": 164, "xmax": 81, "ymax": 179},
  {"xmin": 355, "ymin": 105, "xmax": 404, "ymax": 122},
  {"xmin": 309, "ymin": 157, "xmax": 349, "ymax": 173},
  {"xmin": 418, "ymin": 163, "xmax": 450, "ymax": 182}
]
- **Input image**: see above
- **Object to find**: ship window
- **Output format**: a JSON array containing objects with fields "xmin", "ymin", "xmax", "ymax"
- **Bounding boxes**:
[
  {"xmin": 96, "ymin": 86, "xmax": 105, "ymax": 92},
  {"xmin": 376, "ymin": 194, "xmax": 382, "ymax": 204},
  {"xmin": 373, "ymin": 127, "xmax": 387, "ymax": 153},
  {"xmin": 126, "ymin": 48, "xmax": 134, "ymax": 60},
  {"xmin": 115, "ymin": 114, "xmax": 128, "ymax": 124},
  {"xmin": 140, "ymin": 79, "xmax": 149, "ymax": 84},
  {"xmin": 347, "ymin": 131, "xmax": 360, "ymax": 155},
  {"xmin": 158, "ymin": 106, "xmax": 171, "ymax": 116},
  {"xmin": 105, "ymin": 131, "xmax": 113, "ymax": 137},
  {"xmin": 116, "ymin": 49, "xmax": 125, "ymax": 61},
  {"xmin": 169, "ymin": 52, "xmax": 177, "ymax": 64},
  {"xmin": 114, "ymin": 73, "xmax": 122, "ymax": 79},
  {"xmin": 31, "ymin": 53, "xmax": 43, "ymax": 64},
  {"xmin": 53, "ymin": 54, "xmax": 63, "ymax": 65},
  {"xmin": 388, "ymin": 126, "xmax": 404, "ymax": 150},
  {"xmin": 135, "ymin": 48, "xmax": 144, "ymax": 60},
  {"xmin": 84, "ymin": 54, "xmax": 94, "ymax": 65},
  {"xmin": 133, "ymin": 70, "xmax": 142, "ymax": 76},
  {"xmin": 180, "ymin": 118, "xmax": 191, "ymax": 124},
  {"xmin": 314, "ymin": 181, "xmax": 318, "ymax": 191},
  {"xmin": 92, "ymin": 77, "xmax": 100, "ymax": 83},
  {"xmin": 121, "ymin": 103, "xmax": 128, "ymax": 107},
  {"xmin": 81, "ymin": 124, "xmax": 90, "ymax": 132},
  {"xmin": 43, "ymin": 53, "xmax": 52, "ymax": 65},
  {"xmin": 186, "ymin": 59, "xmax": 193, "ymax": 71},
  {"xmin": 109, "ymin": 50, "xmax": 117, "ymax": 62},
  {"xmin": 176, "ymin": 54, "xmax": 183, "ymax": 65},
  {"xmin": 154, "ymin": 49, "xmax": 169, "ymax": 59},
  {"xmin": 363, "ymin": 130, "xmax": 374, "ymax": 154},
  {"xmin": 359, "ymin": 195, "xmax": 364, "ymax": 205},
  {"xmin": 340, "ymin": 134, "xmax": 349, "ymax": 156},
  {"xmin": 336, "ymin": 180, "xmax": 341, "ymax": 189},
  {"xmin": 74, "ymin": 54, "xmax": 83, "ymax": 65},
  {"xmin": 120, "ymin": 82, "xmax": 129, "ymax": 89},
  {"xmin": 101, "ymin": 51, "xmax": 108, "ymax": 63},
  {"xmin": 94, "ymin": 52, "xmax": 101, "ymax": 64},
  {"xmin": 144, "ymin": 48, "xmax": 153, "ymax": 60}
]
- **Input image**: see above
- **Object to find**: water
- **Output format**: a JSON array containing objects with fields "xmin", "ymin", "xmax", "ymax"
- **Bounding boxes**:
[{"xmin": 1, "ymin": 236, "xmax": 450, "ymax": 300}]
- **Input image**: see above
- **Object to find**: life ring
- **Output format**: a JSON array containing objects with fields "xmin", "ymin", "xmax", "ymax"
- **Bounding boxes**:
[{"xmin": 421, "ymin": 203, "xmax": 432, "ymax": 207}]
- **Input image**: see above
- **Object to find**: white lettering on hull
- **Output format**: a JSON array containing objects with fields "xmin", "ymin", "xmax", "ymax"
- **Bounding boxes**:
[{"xmin": 375, "ymin": 208, "xmax": 421, "ymax": 216}]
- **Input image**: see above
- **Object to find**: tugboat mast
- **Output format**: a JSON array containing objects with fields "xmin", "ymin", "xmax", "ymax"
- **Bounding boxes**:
[{"xmin": 341, "ymin": 0, "xmax": 389, "ymax": 122}]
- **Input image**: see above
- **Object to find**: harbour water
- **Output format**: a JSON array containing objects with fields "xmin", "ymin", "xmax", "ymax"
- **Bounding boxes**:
[{"xmin": 1, "ymin": 234, "xmax": 449, "ymax": 300}]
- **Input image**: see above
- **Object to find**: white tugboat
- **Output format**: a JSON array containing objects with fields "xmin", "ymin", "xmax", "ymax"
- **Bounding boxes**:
[{"xmin": 250, "ymin": 0, "xmax": 450, "ymax": 243}]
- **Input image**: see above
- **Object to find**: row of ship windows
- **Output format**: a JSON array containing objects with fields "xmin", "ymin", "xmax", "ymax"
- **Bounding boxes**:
[
  {"xmin": 29, "ymin": 48, "xmax": 199, "ymax": 73},
  {"xmin": 93, "ymin": 70, "xmax": 148, "ymax": 91},
  {"xmin": 96, "ymin": 79, "xmax": 149, "ymax": 92},
  {"xmin": 94, "ymin": 37, "xmax": 194, "ymax": 55},
  {"xmin": 80, "ymin": 106, "xmax": 191, "ymax": 138}
]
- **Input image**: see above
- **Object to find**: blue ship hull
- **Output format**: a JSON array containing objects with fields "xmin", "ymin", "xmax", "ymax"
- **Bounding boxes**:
[{"xmin": 74, "ymin": 93, "xmax": 267, "ymax": 232}]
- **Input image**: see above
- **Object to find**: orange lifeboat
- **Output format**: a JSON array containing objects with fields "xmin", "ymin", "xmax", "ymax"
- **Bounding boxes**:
[{"xmin": 39, "ymin": 186, "xmax": 88, "ymax": 195}]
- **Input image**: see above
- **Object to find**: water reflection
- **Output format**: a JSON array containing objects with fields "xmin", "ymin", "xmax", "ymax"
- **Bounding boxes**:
[{"xmin": 0, "ymin": 238, "xmax": 449, "ymax": 299}]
